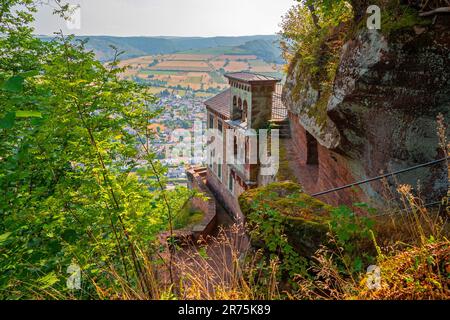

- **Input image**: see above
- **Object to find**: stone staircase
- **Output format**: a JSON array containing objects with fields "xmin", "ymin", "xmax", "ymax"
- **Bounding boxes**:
[{"xmin": 269, "ymin": 119, "xmax": 291, "ymax": 138}]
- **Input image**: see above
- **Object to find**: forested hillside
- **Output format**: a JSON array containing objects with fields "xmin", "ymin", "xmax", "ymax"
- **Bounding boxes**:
[{"xmin": 39, "ymin": 35, "xmax": 283, "ymax": 63}]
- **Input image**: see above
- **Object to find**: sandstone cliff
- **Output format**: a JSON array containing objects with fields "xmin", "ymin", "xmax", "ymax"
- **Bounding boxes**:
[{"xmin": 282, "ymin": 14, "xmax": 449, "ymax": 204}]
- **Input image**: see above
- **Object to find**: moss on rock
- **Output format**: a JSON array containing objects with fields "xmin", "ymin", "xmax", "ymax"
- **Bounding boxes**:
[{"xmin": 239, "ymin": 181, "xmax": 334, "ymax": 258}]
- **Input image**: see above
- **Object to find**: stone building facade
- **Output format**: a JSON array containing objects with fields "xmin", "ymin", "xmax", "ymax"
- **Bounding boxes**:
[{"xmin": 204, "ymin": 72, "xmax": 287, "ymax": 220}]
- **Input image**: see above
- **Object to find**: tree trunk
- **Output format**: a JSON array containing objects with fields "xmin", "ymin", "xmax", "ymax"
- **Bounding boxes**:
[{"xmin": 307, "ymin": 4, "xmax": 320, "ymax": 29}]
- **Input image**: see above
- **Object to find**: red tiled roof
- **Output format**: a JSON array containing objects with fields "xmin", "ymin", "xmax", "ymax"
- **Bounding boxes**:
[
  {"xmin": 224, "ymin": 72, "xmax": 280, "ymax": 83},
  {"xmin": 204, "ymin": 88, "xmax": 231, "ymax": 118}
]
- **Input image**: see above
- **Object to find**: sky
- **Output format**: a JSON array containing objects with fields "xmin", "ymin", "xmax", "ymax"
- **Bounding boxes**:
[{"xmin": 32, "ymin": 0, "xmax": 296, "ymax": 37}]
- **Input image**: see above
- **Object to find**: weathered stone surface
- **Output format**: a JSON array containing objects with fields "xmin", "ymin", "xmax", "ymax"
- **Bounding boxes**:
[
  {"xmin": 286, "ymin": 114, "xmax": 371, "ymax": 206},
  {"xmin": 283, "ymin": 17, "xmax": 450, "ymax": 204},
  {"xmin": 283, "ymin": 68, "xmax": 341, "ymax": 149}
]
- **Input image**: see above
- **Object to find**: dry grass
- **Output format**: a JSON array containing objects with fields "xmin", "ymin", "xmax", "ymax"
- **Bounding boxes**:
[
  {"xmin": 71, "ymin": 115, "xmax": 450, "ymax": 300},
  {"xmin": 291, "ymin": 190, "xmax": 449, "ymax": 300},
  {"xmin": 291, "ymin": 114, "xmax": 450, "ymax": 300},
  {"xmin": 356, "ymin": 241, "xmax": 449, "ymax": 300},
  {"xmin": 53, "ymin": 184, "xmax": 448, "ymax": 301},
  {"xmin": 92, "ymin": 175, "xmax": 448, "ymax": 300},
  {"xmin": 170, "ymin": 225, "xmax": 281, "ymax": 300},
  {"xmin": 89, "ymin": 224, "xmax": 282, "ymax": 300}
]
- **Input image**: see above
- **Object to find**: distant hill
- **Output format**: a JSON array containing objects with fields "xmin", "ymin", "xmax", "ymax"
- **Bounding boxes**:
[
  {"xmin": 39, "ymin": 35, "xmax": 283, "ymax": 63},
  {"xmin": 238, "ymin": 39, "xmax": 283, "ymax": 64}
]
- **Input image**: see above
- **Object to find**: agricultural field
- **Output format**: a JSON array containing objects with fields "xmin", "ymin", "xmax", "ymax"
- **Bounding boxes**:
[{"xmin": 118, "ymin": 50, "xmax": 284, "ymax": 96}]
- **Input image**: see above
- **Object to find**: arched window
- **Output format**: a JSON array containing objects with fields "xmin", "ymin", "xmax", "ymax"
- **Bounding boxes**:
[
  {"xmin": 233, "ymin": 96, "xmax": 237, "ymax": 107},
  {"xmin": 242, "ymin": 100, "xmax": 248, "ymax": 122}
]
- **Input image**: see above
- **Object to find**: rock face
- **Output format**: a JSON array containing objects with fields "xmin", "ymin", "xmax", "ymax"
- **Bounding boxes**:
[{"xmin": 283, "ymin": 16, "xmax": 450, "ymax": 205}]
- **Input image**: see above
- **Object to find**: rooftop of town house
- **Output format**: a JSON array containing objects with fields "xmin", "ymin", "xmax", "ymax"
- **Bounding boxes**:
[
  {"xmin": 224, "ymin": 72, "xmax": 281, "ymax": 83},
  {"xmin": 204, "ymin": 83, "xmax": 287, "ymax": 120}
]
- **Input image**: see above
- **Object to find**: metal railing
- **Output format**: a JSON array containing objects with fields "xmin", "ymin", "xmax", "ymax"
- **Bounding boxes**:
[
  {"xmin": 312, "ymin": 157, "xmax": 448, "ymax": 197},
  {"xmin": 271, "ymin": 84, "xmax": 288, "ymax": 120},
  {"xmin": 272, "ymin": 106, "xmax": 288, "ymax": 120}
]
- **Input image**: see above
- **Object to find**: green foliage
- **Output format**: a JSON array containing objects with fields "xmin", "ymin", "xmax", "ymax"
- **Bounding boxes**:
[
  {"xmin": 240, "ymin": 182, "xmax": 377, "ymax": 286},
  {"xmin": 302, "ymin": 0, "xmax": 353, "ymax": 26},
  {"xmin": 379, "ymin": 2, "xmax": 429, "ymax": 35},
  {"xmin": 279, "ymin": 1, "xmax": 352, "ymax": 128},
  {"xmin": 275, "ymin": 139, "xmax": 293, "ymax": 181},
  {"xmin": 3, "ymin": 75, "xmax": 25, "ymax": 92},
  {"xmin": 172, "ymin": 200, "xmax": 205, "ymax": 230},
  {"xmin": 246, "ymin": 202, "xmax": 308, "ymax": 284},
  {"xmin": 280, "ymin": 1, "xmax": 427, "ymax": 129},
  {"xmin": 0, "ymin": 1, "xmax": 194, "ymax": 299},
  {"xmin": 350, "ymin": 1, "xmax": 429, "ymax": 36},
  {"xmin": 280, "ymin": 0, "xmax": 352, "ymax": 69},
  {"xmin": 240, "ymin": 182, "xmax": 333, "ymax": 286},
  {"xmin": 239, "ymin": 181, "xmax": 332, "ymax": 220},
  {"xmin": 328, "ymin": 205, "xmax": 376, "ymax": 274}
]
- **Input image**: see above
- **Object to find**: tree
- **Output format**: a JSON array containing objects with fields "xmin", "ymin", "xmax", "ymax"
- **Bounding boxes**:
[{"xmin": 0, "ymin": 1, "xmax": 194, "ymax": 298}]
